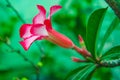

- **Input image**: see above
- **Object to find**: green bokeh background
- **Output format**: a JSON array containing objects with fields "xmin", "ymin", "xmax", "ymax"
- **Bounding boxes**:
[{"xmin": 0, "ymin": 0, "xmax": 120, "ymax": 80}]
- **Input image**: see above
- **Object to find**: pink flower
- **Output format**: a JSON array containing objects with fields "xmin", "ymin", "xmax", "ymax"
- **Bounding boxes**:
[{"xmin": 19, "ymin": 5, "xmax": 74, "ymax": 50}]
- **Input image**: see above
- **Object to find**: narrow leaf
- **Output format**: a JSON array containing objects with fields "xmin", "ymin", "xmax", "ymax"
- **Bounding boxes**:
[
  {"xmin": 72, "ymin": 65, "xmax": 90, "ymax": 80},
  {"xmin": 101, "ymin": 45, "xmax": 120, "ymax": 59},
  {"xmin": 64, "ymin": 64, "xmax": 89, "ymax": 80},
  {"xmin": 85, "ymin": 67, "xmax": 97, "ymax": 80},
  {"xmin": 102, "ymin": 53, "xmax": 120, "ymax": 60},
  {"xmin": 64, "ymin": 64, "xmax": 90, "ymax": 80},
  {"xmin": 86, "ymin": 8, "xmax": 107, "ymax": 58},
  {"xmin": 98, "ymin": 17, "xmax": 120, "ymax": 57},
  {"xmin": 78, "ymin": 65, "xmax": 96, "ymax": 80},
  {"xmin": 72, "ymin": 64, "xmax": 96, "ymax": 80}
]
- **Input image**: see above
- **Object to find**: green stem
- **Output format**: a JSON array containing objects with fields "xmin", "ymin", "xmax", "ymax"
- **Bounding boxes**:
[
  {"xmin": 0, "ymin": 37, "xmax": 39, "ymax": 72},
  {"xmin": 6, "ymin": 0, "xmax": 44, "ymax": 55},
  {"xmin": 6, "ymin": 0, "xmax": 26, "ymax": 23},
  {"xmin": 100, "ymin": 58, "xmax": 120, "ymax": 67},
  {"xmin": 73, "ymin": 45, "xmax": 92, "ymax": 57},
  {"xmin": 5, "ymin": 0, "xmax": 43, "ymax": 79},
  {"xmin": 105, "ymin": 0, "xmax": 120, "ymax": 19}
]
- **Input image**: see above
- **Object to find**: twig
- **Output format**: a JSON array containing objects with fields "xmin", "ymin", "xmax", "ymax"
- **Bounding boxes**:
[
  {"xmin": 100, "ymin": 58, "xmax": 120, "ymax": 67},
  {"xmin": 6, "ymin": 0, "xmax": 26, "ymax": 23},
  {"xmin": 5, "ymin": 0, "xmax": 44, "ymax": 79},
  {"xmin": 35, "ymin": 41, "xmax": 45, "ymax": 56},
  {"xmin": 105, "ymin": 0, "xmax": 120, "ymax": 19},
  {"xmin": 6, "ymin": 0, "xmax": 44, "ymax": 55},
  {"xmin": 0, "ymin": 37, "xmax": 39, "ymax": 71}
]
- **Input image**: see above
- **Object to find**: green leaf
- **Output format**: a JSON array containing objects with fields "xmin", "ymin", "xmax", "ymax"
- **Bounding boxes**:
[
  {"xmin": 92, "ymin": 67, "xmax": 112, "ymax": 80},
  {"xmin": 102, "ymin": 53, "xmax": 120, "ymax": 60},
  {"xmin": 98, "ymin": 17, "xmax": 120, "ymax": 57},
  {"xmin": 72, "ymin": 64, "xmax": 96, "ymax": 80},
  {"xmin": 64, "ymin": 64, "xmax": 89, "ymax": 80},
  {"xmin": 101, "ymin": 45, "xmax": 120, "ymax": 59},
  {"xmin": 86, "ymin": 8, "xmax": 107, "ymax": 58},
  {"xmin": 85, "ymin": 68, "xmax": 96, "ymax": 80},
  {"xmin": 64, "ymin": 63, "xmax": 96, "ymax": 80}
]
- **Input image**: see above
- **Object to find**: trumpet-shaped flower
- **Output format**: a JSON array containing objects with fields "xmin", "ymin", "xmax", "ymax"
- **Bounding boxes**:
[{"xmin": 19, "ymin": 5, "xmax": 74, "ymax": 50}]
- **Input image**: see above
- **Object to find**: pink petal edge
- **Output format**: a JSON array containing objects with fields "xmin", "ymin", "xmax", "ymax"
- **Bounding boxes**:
[
  {"xmin": 20, "ymin": 35, "xmax": 40, "ymax": 50},
  {"xmin": 48, "ymin": 5, "xmax": 62, "ymax": 19},
  {"xmin": 33, "ymin": 5, "xmax": 46, "ymax": 24},
  {"xmin": 20, "ymin": 24, "xmax": 32, "ymax": 38}
]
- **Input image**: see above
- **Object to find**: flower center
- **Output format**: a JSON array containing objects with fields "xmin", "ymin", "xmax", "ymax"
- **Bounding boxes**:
[{"xmin": 44, "ymin": 19, "xmax": 52, "ymax": 28}]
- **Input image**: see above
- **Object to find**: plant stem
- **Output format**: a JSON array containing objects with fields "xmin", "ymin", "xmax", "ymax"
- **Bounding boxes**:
[
  {"xmin": 5, "ymin": 0, "xmax": 43, "ymax": 79},
  {"xmin": 0, "ymin": 37, "xmax": 39, "ymax": 77},
  {"xmin": 100, "ymin": 58, "xmax": 120, "ymax": 67},
  {"xmin": 73, "ymin": 45, "xmax": 92, "ymax": 57},
  {"xmin": 6, "ymin": 0, "xmax": 26, "ymax": 23},
  {"xmin": 105, "ymin": 0, "xmax": 120, "ymax": 19},
  {"xmin": 6, "ymin": 0, "xmax": 44, "ymax": 54}
]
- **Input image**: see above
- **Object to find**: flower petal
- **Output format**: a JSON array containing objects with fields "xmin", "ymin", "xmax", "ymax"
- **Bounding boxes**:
[
  {"xmin": 44, "ymin": 19, "xmax": 52, "ymax": 31},
  {"xmin": 45, "ymin": 29, "xmax": 74, "ymax": 48},
  {"xmin": 20, "ymin": 35, "xmax": 40, "ymax": 50},
  {"xmin": 30, "ymin": 24, "xmax": 48, "ymax": 36},
  {"xmin": 20, "ymin": 24, "xmax": 32, "ymax": 38},
  {"xmin": 33, "ymin": 5, "xmax": 46, "ymax": 24},
  {"xmin": 48, "ymin": 5, "xmax": 62, "ymax": 19}
]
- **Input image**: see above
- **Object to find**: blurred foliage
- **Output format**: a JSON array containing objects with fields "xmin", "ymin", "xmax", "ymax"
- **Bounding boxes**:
[{"xmin": 0, "ymin": 0, "xmax": 120, "ymax": 80}]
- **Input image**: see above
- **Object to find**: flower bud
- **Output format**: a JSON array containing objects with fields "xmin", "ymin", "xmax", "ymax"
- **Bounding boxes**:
[
  {"xmin": 72, "ymin": 57, "xmax": 85, "ymax": 62},
  {"xmin": 78, "ymin": 35, "xmax": 86, "ymax": 48},
  {"xmin": 73, "ymin": 46, "xmax": 91, "ymax": 57}
]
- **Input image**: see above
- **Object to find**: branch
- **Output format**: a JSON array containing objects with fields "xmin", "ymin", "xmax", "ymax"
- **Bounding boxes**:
[
  {"xmin": 100, "ymin": 58, "xmax": 120, "ymax": 67},
  {"xmin": 4, "ymin": 0, "xmax": 44, "ymax": 79},
  {"xmin": 6, "ymin": 0, "xmax": 45, "ymax": 55},
  {"xmin": 105, "ymin": 0, "xmax": 120, "ymax": 19},
  {"xmin": 5, "ymin": 0, "xmax": 45, "ymax": 60},
  {"xmin": 0, "ymin": 37, "xmax": 39, "ymax": 71},
  {"xmin": 6, "ymin": 0, "xmax": 26, "ymax": 23}
]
